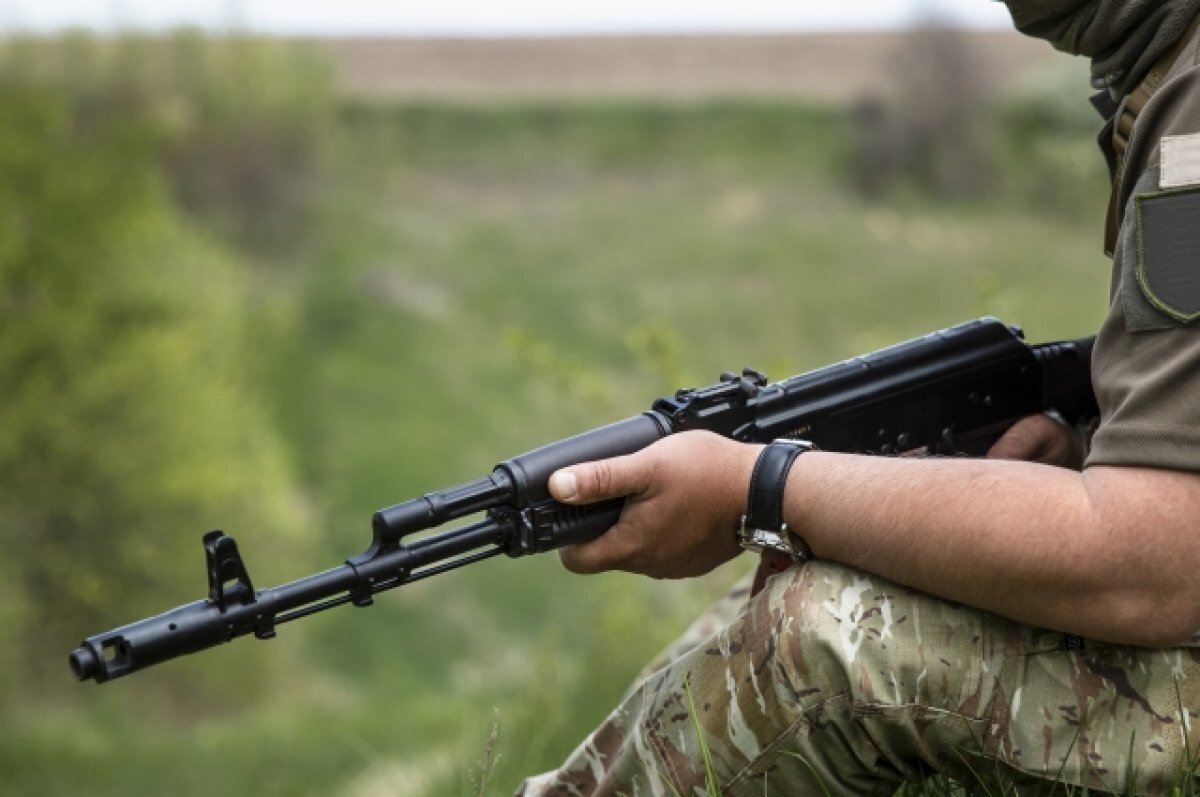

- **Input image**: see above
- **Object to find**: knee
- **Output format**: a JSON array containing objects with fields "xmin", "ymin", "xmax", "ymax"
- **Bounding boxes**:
[
  {"xmin": 759, "ymin": 560, "xmax": 1007, "ymax": 715},
  {"xmin": 744, "ymin": 561, "xmax": 884, "ymax": 699}
]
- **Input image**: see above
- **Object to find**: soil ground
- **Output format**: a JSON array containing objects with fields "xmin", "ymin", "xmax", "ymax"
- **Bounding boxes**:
[{"xmin": 326, "ymin": 31, "xmax": 1060, "ymax": 103}]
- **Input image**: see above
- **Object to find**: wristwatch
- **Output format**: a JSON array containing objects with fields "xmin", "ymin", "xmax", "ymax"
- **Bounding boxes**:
[{"xmin": 736, "ymin": 439, "xmax": 815, "ymax": 563}]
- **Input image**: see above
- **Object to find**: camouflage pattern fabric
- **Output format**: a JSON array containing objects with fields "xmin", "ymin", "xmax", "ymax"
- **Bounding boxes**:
[
  {"xmin": 625, "ymin": 570, "xmax": 755, "ymax": 690},
  {"xmin": 516, "ymin": 561, "xmax": 1200, "ymax": 796}
]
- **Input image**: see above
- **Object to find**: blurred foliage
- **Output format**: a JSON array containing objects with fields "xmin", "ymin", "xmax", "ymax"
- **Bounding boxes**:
[
  {"xmin": 996, "ymin": 58, "xmax": 1110, "ymax": 215},
  {"xmin": 0, "ymin": 31, "xmax": 334, "ymax": 256},
  {"xmin": 848, "ymin": 25, "xmax": 1107, "ymax": 208},
  {"xmin": 851, "ymin": 24, "xmax": 995, "ymax": 199},
  {"xmin": 0, "ymin": 30, "xmax": 1114, "ymax": 797},
  {"xmin": 0, "ymin": 33, "xmax": 315, "ymax": 707}
]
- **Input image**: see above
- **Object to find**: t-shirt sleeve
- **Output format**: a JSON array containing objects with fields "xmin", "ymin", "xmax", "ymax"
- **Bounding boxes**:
[{"xmin": 1087, "ymin": 64, "xmax": 1200, "ymax": 472}]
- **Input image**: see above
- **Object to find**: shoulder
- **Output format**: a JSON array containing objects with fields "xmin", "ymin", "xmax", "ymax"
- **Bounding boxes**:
[{"xmin": 1119, "ymin": 27, "xmax": 1200, "ymax": 208}]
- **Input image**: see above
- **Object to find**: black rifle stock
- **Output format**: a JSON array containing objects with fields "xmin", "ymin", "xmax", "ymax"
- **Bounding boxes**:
[{"xmin": 70, "ymin": 317, "xmax": 1098, "ymax": 684}]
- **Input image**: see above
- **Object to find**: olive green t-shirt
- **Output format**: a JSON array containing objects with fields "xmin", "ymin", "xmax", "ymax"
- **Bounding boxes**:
[
  {"xmin": 1087, "ymin": 23, "xmax": 1200, "ymax": 472},
  {"xmin": 999, "ymin": 0, "xmax": 1200, "ymax": 472}
]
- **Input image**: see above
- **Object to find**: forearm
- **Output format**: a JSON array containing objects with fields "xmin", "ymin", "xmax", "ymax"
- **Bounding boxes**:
[
  {"xmin": 785, "ymin": 452, "xmax": 1200, "ymax": 646},
  {"xmin": 550, "ymin": 430, "xmax": 1200, "ymax": 646}
]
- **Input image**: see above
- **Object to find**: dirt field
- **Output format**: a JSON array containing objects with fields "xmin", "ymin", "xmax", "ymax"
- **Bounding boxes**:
[{"xmin": 327, "ymin": 31, "xmax": 1061, "ymax": 103}]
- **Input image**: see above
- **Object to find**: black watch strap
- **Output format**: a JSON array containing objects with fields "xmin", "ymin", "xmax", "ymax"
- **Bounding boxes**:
[
  {"xmin": 738, "ymin": 439, "xmax": 814, "ymax": 564},
  {"xmin": 745, "ymin": 440, "xmax": 809, "ymax": 532}
]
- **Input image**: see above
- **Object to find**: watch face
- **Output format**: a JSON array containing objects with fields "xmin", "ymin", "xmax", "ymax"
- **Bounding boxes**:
[
  {"xmin": 744, "ymin": 528, "xmax": 789, "ymax": 554},
  {"xmin": 736, "ymin": 521, "xmax": 810, "ymax": 563}
]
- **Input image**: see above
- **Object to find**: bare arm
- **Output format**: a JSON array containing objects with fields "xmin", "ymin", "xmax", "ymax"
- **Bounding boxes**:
[
  {"xmin": 549, "ymin": 420, "xmax": 1200, "ymax": 647},
  {"xmin": 783, "ymin": 451, "xmax": 1200, "ymax": 646}
]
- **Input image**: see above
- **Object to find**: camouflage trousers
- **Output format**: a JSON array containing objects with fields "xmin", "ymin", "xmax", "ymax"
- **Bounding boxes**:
[{"xmin": 516, "ymin": 560, "xmax": 1200, "ymax": 796}]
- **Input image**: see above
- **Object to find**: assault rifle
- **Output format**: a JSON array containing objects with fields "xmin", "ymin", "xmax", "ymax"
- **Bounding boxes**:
[{"xmin": 70, "ymin": 317, "xmax": 1098, "ymax": 684}]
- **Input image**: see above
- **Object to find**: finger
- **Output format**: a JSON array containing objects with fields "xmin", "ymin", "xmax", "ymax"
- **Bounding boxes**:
[
  {"xmin": 987, "ymin": 414, "xmax": 1080, "ymax": 467},
  {"xmin": 987, "ymin": 427, "xmax": 1032, "ymax": 460},
  {"xmin": 987, "ymin": 415, "xmax": 1049, "ymax": 460},
  {"xmin": 548, "ymin": 454, "xmax": 653, "ymax": 505},
  {"xmin": 559, "ymin": 537, "xmax": 618, "ymax": 575},
  {"xmin": 558, "ymin": 519, "xmax": 640, "ymax": 574}
]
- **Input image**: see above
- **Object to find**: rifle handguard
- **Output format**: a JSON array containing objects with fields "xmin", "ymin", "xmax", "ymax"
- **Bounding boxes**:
[{"xmin": 70, "ymin": 317, "xmax": 1098, "ymax": 684}]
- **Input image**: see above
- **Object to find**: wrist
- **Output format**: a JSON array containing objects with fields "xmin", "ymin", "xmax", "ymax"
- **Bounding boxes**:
[{"xmin": 736, "ymin": 439, "xmax": 814, "ymax": 563}]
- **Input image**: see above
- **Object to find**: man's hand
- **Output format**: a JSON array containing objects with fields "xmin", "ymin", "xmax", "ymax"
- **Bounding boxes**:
[
  {"xmin": 548, "ymin": 431, "xmax": 760, "ymax": 578},
  {"xmin": 986, "ymin": 413, "xmax": 1084, "ymax": 469},
  {"xmin": 550, "ymin": 413, "xmax": 1082, "ymax": 580}
]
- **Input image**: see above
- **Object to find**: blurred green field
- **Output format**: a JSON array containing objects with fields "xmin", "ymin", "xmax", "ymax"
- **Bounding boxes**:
[{"xmin": 0, "ymin": 33, "xmax": 1112, "ymax": 796}]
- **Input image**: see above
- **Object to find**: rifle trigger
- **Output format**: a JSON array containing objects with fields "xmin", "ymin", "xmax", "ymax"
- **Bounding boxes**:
[{"xmin": 203, "ymin": 530, "xmax": 257, "ymax": 612}]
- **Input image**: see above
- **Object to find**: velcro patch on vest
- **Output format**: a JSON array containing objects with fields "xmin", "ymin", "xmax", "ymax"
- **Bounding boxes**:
[
  {"xmin": 1160, "ymin": 133, "xmax": 1200, "ymax": 189},
  {"xmin": 1135, "ymin": 186, "xmax": 1200, "ymax": 324}
]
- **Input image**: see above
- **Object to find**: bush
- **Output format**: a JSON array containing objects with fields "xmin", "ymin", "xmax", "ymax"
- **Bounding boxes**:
[
  {"xmin": 0, "ymin": 38, "xmax": 315, "ymax": 707},
  {"xmin": 994, "ymin": 59, "xmax": 1110, "ymax": 218},
  {"xmin": 850, "ymin": 24, "xmax": 995, "ymax": 200},
  {"xmin": 0, "ymin": 31, "xmax": 334, "ymax": 257}
]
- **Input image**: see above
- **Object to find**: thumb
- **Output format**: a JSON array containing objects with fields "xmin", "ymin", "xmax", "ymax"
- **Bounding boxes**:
[{"xmin": 548, "ymin": 454, "xmax": 651, "ymax": 504}]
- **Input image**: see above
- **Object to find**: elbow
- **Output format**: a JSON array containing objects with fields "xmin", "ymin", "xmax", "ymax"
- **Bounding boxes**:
[
  {"xmin": 1092, "ymin": 538, "xmax": 1200, "ymax": 647},
  {"xmin": 1123, "ymin": 619, "xmax": 1198, "ymax": 650},
  {"xmin": 1148, "ymin": 596, "xmax": 1200, "ymax": 648},
  {"xmin": 1099, "ymin": 587, "xmax": 1200, "ymax": 648},
  {"xmin": 1078, "ymin": 465, "xmax": 1200, "ymax": 647}
]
